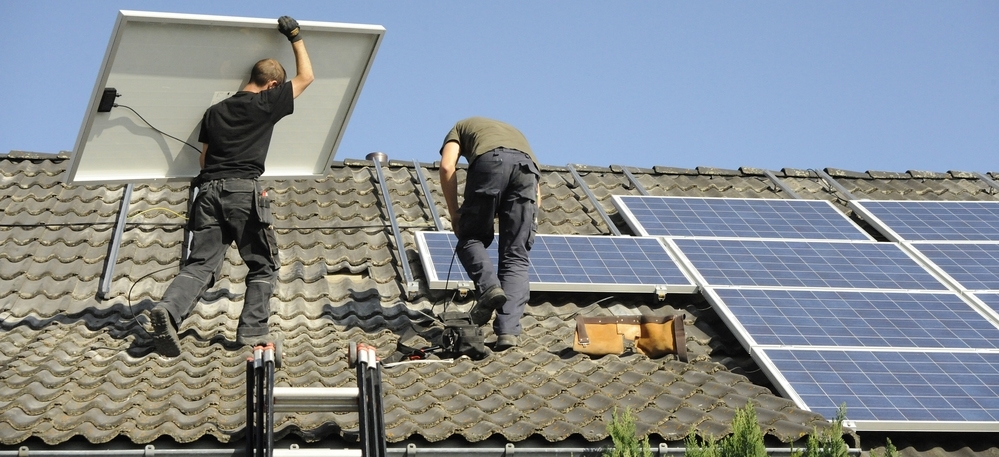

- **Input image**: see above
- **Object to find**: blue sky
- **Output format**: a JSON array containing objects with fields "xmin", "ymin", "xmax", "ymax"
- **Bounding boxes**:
[{"xmin": 2, "ymin": 1, "xmax": 996, "ymax": 173}]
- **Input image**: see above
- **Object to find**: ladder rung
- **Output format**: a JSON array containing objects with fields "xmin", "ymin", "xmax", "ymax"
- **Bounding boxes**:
[{"xmin": 272, "ymin": 387, "xmax": 360, "ymax": 413}]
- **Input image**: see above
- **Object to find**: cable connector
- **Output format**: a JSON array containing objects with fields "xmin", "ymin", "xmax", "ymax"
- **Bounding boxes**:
[{"xmin": 97, "ymin": 88, "xmax": 119, "ymax": 113}]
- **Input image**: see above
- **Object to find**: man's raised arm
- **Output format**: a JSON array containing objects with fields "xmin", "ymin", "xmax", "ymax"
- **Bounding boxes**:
[{"xmin": 278, "ymin": 16, "xmax": 315, "ymax": 99}]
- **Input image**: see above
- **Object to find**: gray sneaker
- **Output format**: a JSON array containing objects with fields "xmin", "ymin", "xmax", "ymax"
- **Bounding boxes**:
[
  {"xmin": 150, "ymin": 307, "xmax": 181, "ymax": 357},
  {"xmin": 469, "ymin": 286, "xmax": 506, "ymax": 325},
  {"xmin": 494, "ymin": 334, "xmax": 518, "ymax": 351}
]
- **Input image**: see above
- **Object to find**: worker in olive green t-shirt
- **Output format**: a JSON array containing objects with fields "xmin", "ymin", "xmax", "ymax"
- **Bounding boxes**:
[{"xmin": 439, "ymin": 117, "xmax": 541, "ymax": 351}]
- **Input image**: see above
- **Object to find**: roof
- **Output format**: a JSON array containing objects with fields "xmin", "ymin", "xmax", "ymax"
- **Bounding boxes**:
[{"xmin": 2, "ymin": 149, "xmax": 999, "ymax": 456}]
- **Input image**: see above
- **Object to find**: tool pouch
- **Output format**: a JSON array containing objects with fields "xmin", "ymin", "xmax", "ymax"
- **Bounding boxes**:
[
  {"xmin": 440, "ymin": 311, "xmax": 487, "ymax": 360},
  {"xmin": 572, "ymin": 314, "xmax": 687, "ymax": 361}
]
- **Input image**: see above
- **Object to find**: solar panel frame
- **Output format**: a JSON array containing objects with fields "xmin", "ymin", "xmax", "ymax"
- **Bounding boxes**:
[
  {"xmin": 613, "ymin": 195, "xmax": 873, "ymax": 240},
  {"xmin": 705, "ymin": 288, "xmax": 999, "ymax": 350},
  {"xmin": 906, "ymin": 242, "xmax": 999, "ymax": 292},
  {"xmin": 756, "ymin": 347, "xmax": 999, "ymax": 432},
  {"xmin": 973, "ymin": 293, "xmax": 999, "ymax": 317},
  {"xmin": 850, "ymin": 200, "xmax": 999, "ymax": 242},
  {"xmin": 415, "ymin": 232, "xmax": 697, "ymax": 293},
  {"xmin": 668, "ymin": 238, "xmax": 950, "ymax": 291}
]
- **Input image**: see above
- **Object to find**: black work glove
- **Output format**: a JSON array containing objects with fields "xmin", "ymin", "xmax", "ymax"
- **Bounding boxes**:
[{"xmin": 278, "ymin": 16, "xmax": 302, "ymax": 42}]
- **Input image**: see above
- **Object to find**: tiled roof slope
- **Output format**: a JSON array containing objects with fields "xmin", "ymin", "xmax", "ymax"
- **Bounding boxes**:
[{"xmin": 2, "ymin": 150, "xmax": 998, "ymax": 455}]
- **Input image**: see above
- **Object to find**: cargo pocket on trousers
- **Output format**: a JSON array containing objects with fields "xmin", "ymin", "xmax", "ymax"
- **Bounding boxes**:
[
  {"xmin": 253, "ymin": 184, "xmax": 275, "ymax": 226},
  {"xmin": 253, "ymin": 184, "xmax": 280, "ymax": 263}
]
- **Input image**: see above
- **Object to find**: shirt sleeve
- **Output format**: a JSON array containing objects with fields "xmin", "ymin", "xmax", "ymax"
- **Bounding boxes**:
[
  {"xmin": 440, "ymin": 124, "xmax": 460, "ymax": 155},
  {"xmin": 198, "ymin": 110, "xmax": 210, "ymax": 144}
]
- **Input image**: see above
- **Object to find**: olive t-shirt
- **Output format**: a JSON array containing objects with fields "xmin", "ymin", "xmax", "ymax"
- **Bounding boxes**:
[{"xmin": 441, "ymin": 117, "xmax": 538, "ymax": 166}]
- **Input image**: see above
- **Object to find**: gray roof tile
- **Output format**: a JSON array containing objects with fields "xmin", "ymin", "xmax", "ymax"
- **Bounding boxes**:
[{"xmin": 8, "ymin": 153, "xmax": 999, "ymax": 455}]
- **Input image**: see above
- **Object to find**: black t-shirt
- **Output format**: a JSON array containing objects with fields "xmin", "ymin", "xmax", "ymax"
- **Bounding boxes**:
[{"xmin": 197, "ymin": 81, "xmax": 294, "ymax": 182}]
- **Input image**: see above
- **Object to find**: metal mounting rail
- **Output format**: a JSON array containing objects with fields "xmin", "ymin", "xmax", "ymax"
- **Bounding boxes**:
[
  {"xmin": 973, "ymin": 172, "xmax": 999, "ymax": 194},
  {"xmin": 814, "ymin": 169, "xmax": 857, "ymax": 201},
  {"xmin": 763, "ymin": 170, "xmax": 802, "ymax": 199},
  {"xmin": 97, "ymin": 183, "xmax": 133, "ymax": 300},
  {"xmin": 371, "ymin": 159, "xmax": 419, "ymax": 299},
  {"xmin": 566, "ymin": 164, "xmax": 622, "ymax": 236},
  {"xmin": 618, "ymin": 166, "xmax": 649, "ymax": 196},
  {"xmin": 412, "ymin": 160, "xmax": 444, "ymax": 231}
]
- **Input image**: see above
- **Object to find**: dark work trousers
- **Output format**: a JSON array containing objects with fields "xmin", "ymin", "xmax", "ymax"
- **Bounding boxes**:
[
  {"xmin": 158, "ymin": 178, "xmax": 279, "ymax": 340},
  {"xmin": 456, "ymin": 148, "xmax": 539, "ymax": 336}
]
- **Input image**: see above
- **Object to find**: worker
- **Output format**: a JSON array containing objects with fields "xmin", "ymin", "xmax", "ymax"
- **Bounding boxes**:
[
  {"xmin": 439, "ymin": 117, "xmax": 541, "ymax": 351},
  {"xmin": 149, "ymin": 16, "xmax": 314, "ymax": 357}
]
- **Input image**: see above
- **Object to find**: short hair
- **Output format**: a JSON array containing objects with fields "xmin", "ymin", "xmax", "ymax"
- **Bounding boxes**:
[{"xmin": 249, "ymin": 58, "xmax": 287, "ymax": 86}]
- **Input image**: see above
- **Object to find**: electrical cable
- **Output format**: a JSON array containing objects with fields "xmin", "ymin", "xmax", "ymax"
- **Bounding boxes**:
[
  {"xmin": 438, "ymin": 247, "xmax": 459, "ymax": 318},
  {"xmin": 121, "ymin": 209, "xmax": 189, "ymax": 336},
  {"xmin": 114, "ymin": 103, "xmax": 202, "ymax": 154},
  {"xmin": 130, "ymin": 207, "xmax": 188, "ymax": 220},
  {"xmin": 126, "ymin": 265, "xmax": 179, "ymax": 338}
]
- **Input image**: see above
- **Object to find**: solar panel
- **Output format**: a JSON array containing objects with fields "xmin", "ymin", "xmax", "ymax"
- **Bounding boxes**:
[
  {"xmin": 670, "ymin": 238, "xmax": 948, "ymax": 290},
  {"xmin": 415, "ymin": 232, "xmax": 697, "ymax": 293},
  {"xmin": 613, "ymin": 196, "xmax": 872, "ymax": 240},
  {"xmin": 909, "ymin": 242, "xmax": 999, "ymax": 292},
  {"xmin": 710, "ymin": 289, "xmax": 999, "ymax": 349},
  {"xmin": 759, "ymin": 348, "xmax": 999, "ymax": 431},
  {"xmin": 68, "ymin": 11, "xmax": 384, "ymax": 183},
  {"xmin": 850, "ymin": 200, "xmax": 999, "ymax": 242}
]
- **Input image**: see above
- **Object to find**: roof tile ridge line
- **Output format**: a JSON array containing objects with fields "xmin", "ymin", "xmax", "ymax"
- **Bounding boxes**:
[
  {"xmin": 566, "ymin": 163, "xmax": 622, "ymax": 236},
  {"xmin": 812, "ymin": 169, "xmax": 856, "ymax": 201}
]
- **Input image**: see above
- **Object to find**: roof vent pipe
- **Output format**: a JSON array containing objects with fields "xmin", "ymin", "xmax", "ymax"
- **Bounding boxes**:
[{"xmin": 366, "ymin": 152, "xmax": 388, "ymax": 163}]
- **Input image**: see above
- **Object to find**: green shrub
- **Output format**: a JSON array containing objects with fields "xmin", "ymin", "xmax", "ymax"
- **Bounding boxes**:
[
  {"xmin": 684, "ymin": 403, "xmax": 765, "ymax": 457},
  {"xmin": 869, "ymin": 438, "xmax": 897, "ymax": 457},
  {"xmin": 684, "ymin": 432, "xmax": 719, "ymax": 457},
  {"xmin": 797, "ymin": 404, "xmax": 849, "ymax": 457},
  {"xmin": 604, "ymin": 407, "xmax": 652, "ymax": 457}
]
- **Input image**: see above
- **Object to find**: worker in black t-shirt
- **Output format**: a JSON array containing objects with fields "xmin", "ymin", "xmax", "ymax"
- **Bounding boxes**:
[{"xmin": 150, "ymin": 16, "xmax": 314, "ymax": 358}]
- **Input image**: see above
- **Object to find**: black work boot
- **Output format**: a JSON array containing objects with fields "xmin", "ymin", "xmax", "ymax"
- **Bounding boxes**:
[
  {"xmin": 469, "ymin": 286, "xmax": 506, "ymax": 326},
  {"xmin": 150, "ymin": 307, "xmax": 181, "ymax": 357}
]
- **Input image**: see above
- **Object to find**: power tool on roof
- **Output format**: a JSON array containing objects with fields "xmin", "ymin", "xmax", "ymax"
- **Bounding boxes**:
[{"xmin": 398, "ymin": 311, "xmax": 487, "ymax": 361}]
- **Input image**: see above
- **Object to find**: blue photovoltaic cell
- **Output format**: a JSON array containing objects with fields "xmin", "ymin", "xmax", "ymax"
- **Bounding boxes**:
[
  {"xmin": 910, "ymin": 243, "xmax": 999, "ymax": 291},
  {"xmin": 672, "ymin": 238, "xmax": 948, "ymax": 290},
  {"xmin": 417, "ymin": 232, "xmax": 694, "ymax": 289},
  {"xmin": 614, "ymin": 196, "xmax": 871, "ymax": 240},
  {"xmin": 713, "ymin": 289, "xmax": 999, "ymax": 349},
  {"xmin": 852, "ymin": 200, "xmax": 999, "ymax": 241},
  {"xmin": 763, "ymin": 348, "xmax": 999, "ymax": 423}
]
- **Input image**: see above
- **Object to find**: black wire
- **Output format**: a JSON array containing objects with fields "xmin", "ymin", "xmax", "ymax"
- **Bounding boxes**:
[
  {"xmin": 428, "ymin": 245, "xmax": 460, "ymax": 323},
  {"xmin": 114, "ymin": 103, "xmax": 202, "ymax": 154},
  {"xmin": 126, "ymin": 265, "xmax": 178, "ymax": 338}
]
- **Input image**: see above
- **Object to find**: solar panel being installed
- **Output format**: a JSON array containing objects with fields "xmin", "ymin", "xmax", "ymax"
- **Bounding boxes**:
[
  {"xmin": 908, "ymin": 242, "xmax": 999, "ymax": 292},
  {"xmin": 850, "ymin": 200, "xmax": 999, "ymax": 242},
  {"xmin": 759, "ymin": 348, "xmax": 999, "ymax": 431},
  {"xmin": 68, "ymin": 11, "xmax": 384, "ymax": 184},
  {"xmin": 415, "ymin": 232, "xmax": 696, "ymax": 293},
  {"xmin": 711, "ymin": 288, "xmax": 999, "ymax": 349},
  {"xmin": 613, "ymin": 196, "xmax": 872, "ymax": 240},
  {"xmin": 670, "ymin": 238, "xmax": 948, "ymax": 290}
]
